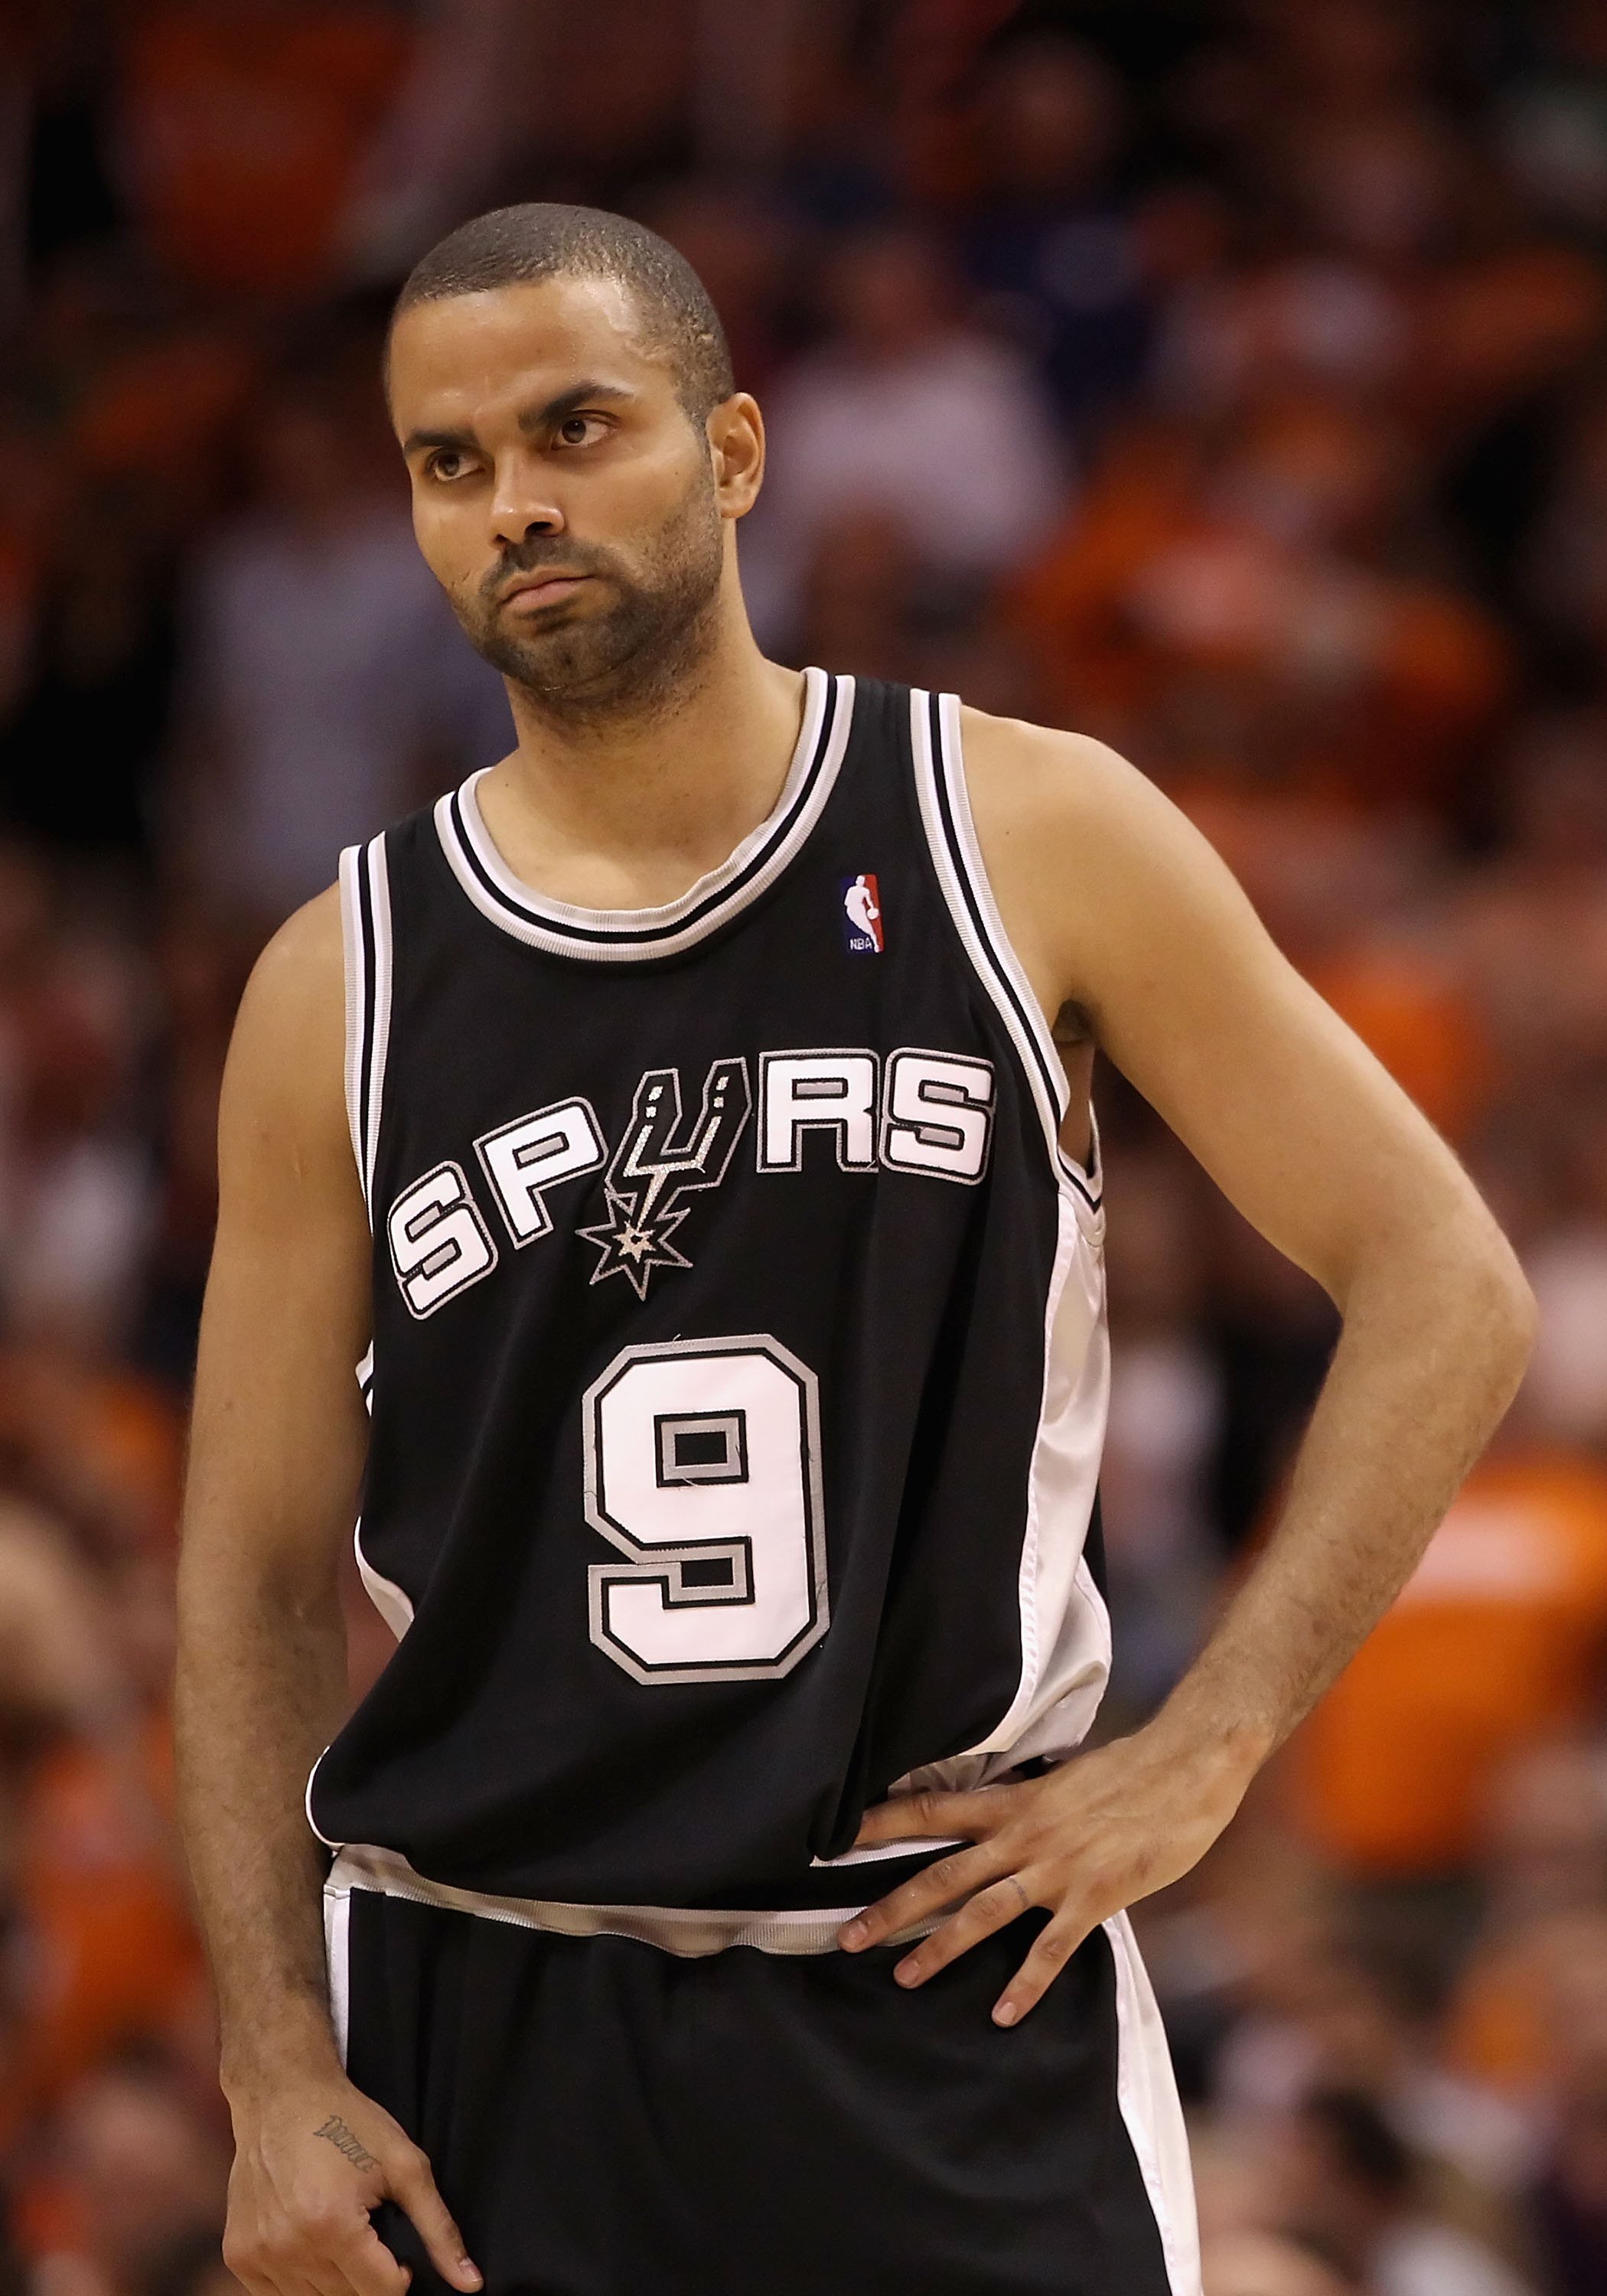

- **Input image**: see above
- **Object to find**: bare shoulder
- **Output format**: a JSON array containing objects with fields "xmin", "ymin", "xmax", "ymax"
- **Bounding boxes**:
[
  {"xmin": 954, "ymin": 703, "xmax": 1245, "ymax": 1021},
  {"xmin": 954, "ymin": 704, "xmax": 1479, "ymax": 1284},
  {"xmin": 236, "ymin": 882, "xmax": 344, "ymax": 1033},
  {"xmin": 957, "ymin": 702, "xmax": 1194, "ymax": 859}
]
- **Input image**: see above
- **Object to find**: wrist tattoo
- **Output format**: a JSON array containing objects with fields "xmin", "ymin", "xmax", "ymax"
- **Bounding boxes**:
[{"xmin": 314, "ymin": 2115, "xmax": 380, "ymax": 2173}]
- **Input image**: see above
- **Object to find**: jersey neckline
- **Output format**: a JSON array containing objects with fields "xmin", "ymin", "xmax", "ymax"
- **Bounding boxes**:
[{"xmin": 433, "ymin": 666, "xmax": 853, "ymax": 963}]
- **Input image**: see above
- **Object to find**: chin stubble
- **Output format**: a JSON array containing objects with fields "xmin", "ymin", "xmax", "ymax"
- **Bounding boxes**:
[{"xmin": 463, "ymin": 478, "xmax": 726, "ymax": 731}]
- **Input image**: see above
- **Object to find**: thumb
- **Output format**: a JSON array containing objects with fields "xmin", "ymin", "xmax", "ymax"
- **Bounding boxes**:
[{"xmin": 383, "ymin": 2140, "xmax": 483, "ymax": 2292}]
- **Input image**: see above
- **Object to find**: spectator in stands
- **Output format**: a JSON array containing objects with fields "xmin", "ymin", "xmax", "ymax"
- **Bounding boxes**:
[
  {"xmin": 1481, "ymin": 1740, "xmax": 1607, "ymax": 1929},
  {"xmin": 0, "ymin": 473, "xmax": 178, "ymax": 857},
  {"xmin": 167, "ymin": 327, "xmax": 508, "ymax": 925},
  {"xmin": 0, "ymin": 931, "xmax": 156, "ymax": 1350},
  {"xmin": 740, "ymin": 222, "xmax": 1065, "ymax": 652},
  {"xmin": 18, "ymin": 2066, "xmax": 226, "ymax": 2296},
  {"xmin": 116, "ymin": 0, "xmax": 411, "ymax": 302},
  {"xmin": 1273, "ymin": 2088, "xmax": 1537, "ymax": 2296},
  {"xmin": 1099, "ymin": 1141, "xmax": 1224, "ymax": 1718},
  {"xmin": 1201, "ymin": 2230, "xmax": 1358, "ymax": 2296},
  {"xmin": 1524, "ymin": 1079, "xmax": 1607, "ymax": 1452},
  {"xmin": 643, "ymin": 180, "xmax": 795, "ymax": 400},
  {"xmin": 1292, "ymin": 1397, "xmax": 1607, "ymax": 1881},
  {"xmin": 1531, "ymin": 2053, "xmax": 1607, "ymax": 2295},
  {"xmin": 0, "ymin": 1498, "xmax": 196, "ymax": 2151},
  {"xmin": 1007, "ymin": 386, "xmax": 1508, "ymax": 804},
  {"xmin": 1499, "ymin": 2, "xmax": 1607, "ymax": 242},
  {"xmin": 1453, "ymin": 713, "xmax": 1607, "ymax": 1097},
  {"xmin": 955, "ymin": 34, "xmax": 1153, "ymax": 441},
  {"xmin": 1525, "ymin": 390, "xmax": 1607, "ymax": 676}
]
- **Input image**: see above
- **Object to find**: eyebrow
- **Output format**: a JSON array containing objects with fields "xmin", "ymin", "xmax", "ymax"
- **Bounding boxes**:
[
  {"xmin": 401, "ymin": 381, "xmax": 637, "ymax": 460},
  {"xmin": 401, "ymin": 424, "xmax": 475, "ymax": 457},
  {"xmin": 522, "ymin": 380, "xmax": 636, "ymax": 431}
]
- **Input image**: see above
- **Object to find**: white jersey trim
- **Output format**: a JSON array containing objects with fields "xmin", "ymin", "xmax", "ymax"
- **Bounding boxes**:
[
  {"xmin": 1107, "ymin": 1910, "xmax": 1204, "ymax": 2296},
  {"xmin": 950, "ymin": 1182, "xmax": 1111, "ymax": 1766},
  {"xmin": 337, "ymin": 846, "xmax": 366, "ymax": 1180},
  {"xmin": 305, "ymin": 1751, "xmax": 343, "ymax": 1850},
  {"xmin": 434, "ymin": 667, "xmax": 853, "ymax": 962},
  {"xmin": 337, "ymin": 833, "xmax": 393, "ymax": 1221},
  {"xmin": 321, "ymin": 1840, "xmax": 944, "ymax": 1959},
  {"xmin": 910, "ymin": 690, "xmax": 1101, "ymax": 1211},
  {"xmin": 324, "ymin": 1880, "xmax": 352, "ymax": 2070},
  {"xmin": 809, "ymin": 1831, "xmax": 966, "ymax": 1868},
  {"xmin": 354, "ymin": 1518, "xmax": 415, "ymax": 1640},
  {"xmin": 906, "ymin": 683, "xmax": 1110, "ymax": 1774}
]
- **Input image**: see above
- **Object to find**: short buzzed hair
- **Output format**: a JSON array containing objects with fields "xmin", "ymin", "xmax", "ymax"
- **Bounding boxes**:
[{"xmin": 391, "ymin": 203, "xmax": 735, "ymax": 420}]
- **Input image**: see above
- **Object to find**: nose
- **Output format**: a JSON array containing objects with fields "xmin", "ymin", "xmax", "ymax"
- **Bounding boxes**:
[{"xmin": 488, "ymin": 454, "xmax": 566, "ymax": 549}]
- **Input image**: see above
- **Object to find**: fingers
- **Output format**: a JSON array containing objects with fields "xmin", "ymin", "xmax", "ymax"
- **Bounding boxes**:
[
  {"xmin": 385, "ymin": 2140, "xmax": 484, "ymax": 2291},
  {"xmin": 334, "ymin": 2217, "xmax": 417, "ymax": 2296},
  {"xmin": 849, "ymin": 1782, "xmax": 1017, "ymax": 1851},
  {"xmin": 837, "ymin": 1841, "xmax": 1002, "ymax": 1950},
  {"xmin": 992, "ymin": 1912, "xmax": 1090, "ymax": 2027},
  {"xmin": 227, "ymin": 2199, "xmax": 412, "ymax": 2296},
  {"xmin": 329, "ymin": 2216, "xmax": 416, "ymax": 2296},
  {"xmin": 840, "ymin": 1853, "xmax": 1094, "ymax": 2030},
  {"xmin": 888, "ymin": 1874, "xmax": 1036, "ymax": 1989}
]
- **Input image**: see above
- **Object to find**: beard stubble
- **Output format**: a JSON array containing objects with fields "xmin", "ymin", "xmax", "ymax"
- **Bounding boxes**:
[{"xmin": 458, "ymin": 463, "xmax": 727, "ymax": 730}]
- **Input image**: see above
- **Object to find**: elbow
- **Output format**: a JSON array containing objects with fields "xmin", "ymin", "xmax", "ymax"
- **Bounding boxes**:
[
  {"xmin": 1347, "ymin": 1189, "xmax": 1538, "ymax": 1394},
  {"xmin": 1469, "ymin": 1222, "xmax": 1539, "ymax": 1393},
  {"xmin": 1503, "ymin": 1261, "xmax": 1540, "ymax": 1372}
]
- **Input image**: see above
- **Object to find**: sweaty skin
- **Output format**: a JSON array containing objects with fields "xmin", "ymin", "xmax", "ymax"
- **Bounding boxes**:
[{"xmin": 177, "ymin": 274, "xmax": 1535, "ymax": 2296}]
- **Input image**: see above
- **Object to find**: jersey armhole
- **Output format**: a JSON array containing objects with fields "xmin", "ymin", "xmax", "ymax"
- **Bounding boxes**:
[
  {"xmin": 337, "ymin": 835, "xmax": 393, "ymax": 1224},
  {"xmin": 908, "ymin": 690, "xmax": 1100, "ymax": 1208}
]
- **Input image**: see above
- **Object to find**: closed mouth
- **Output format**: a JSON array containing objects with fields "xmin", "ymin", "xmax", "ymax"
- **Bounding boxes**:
[{"xmin": 501, "ymin": 572, "xmax": 590, "ymax": 608}]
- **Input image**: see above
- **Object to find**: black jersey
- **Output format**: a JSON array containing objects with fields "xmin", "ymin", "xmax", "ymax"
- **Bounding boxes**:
[{"xmin": 307, "ymin": 670, "xmax": 1110, "ymax": 1912}]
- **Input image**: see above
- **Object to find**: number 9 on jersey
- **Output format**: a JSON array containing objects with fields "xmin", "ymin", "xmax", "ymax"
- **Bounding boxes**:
[{"xmin": 582, "ymin": 1336, "xmax": 831, "ymax": 1684}]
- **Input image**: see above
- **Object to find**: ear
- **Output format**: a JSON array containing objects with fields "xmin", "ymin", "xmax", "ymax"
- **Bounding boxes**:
[{"xmin": 706, "ymin": 393, "xmax": 765, "ymax": 519}]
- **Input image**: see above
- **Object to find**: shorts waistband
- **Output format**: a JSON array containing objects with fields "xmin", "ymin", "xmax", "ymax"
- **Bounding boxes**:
[{"xmin": 324, "ymin": 1841, "xmax": 948, "ymax": 1958}]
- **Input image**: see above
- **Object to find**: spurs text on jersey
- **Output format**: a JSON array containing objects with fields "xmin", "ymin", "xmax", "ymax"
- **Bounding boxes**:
[{"xmin": 386, "ymin": 1047, "xmax": 998, "ymax": 1315}]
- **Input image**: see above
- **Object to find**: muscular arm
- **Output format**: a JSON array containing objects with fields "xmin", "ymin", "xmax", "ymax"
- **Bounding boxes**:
[
  {"xmin": 983, "ymin": 716, "xmax": 1534, "ymax": 1756},
  {"xmin": 178, "ymin": 893, "xmax": 365, "ymax": 2085},
  {"xmin": 842, "ymin": 714, "xmax": 1534, "ymax": 2017},
  {"xmin": 176, "ymin": 892, "xmax": 480, "ymax": 2296}
]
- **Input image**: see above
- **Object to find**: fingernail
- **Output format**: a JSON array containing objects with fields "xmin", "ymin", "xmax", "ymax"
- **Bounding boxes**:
[
  {"xmin": 839, "ymin": 1919, "xmax": 867, "ymax": 1947},
  {"xmin": 895, "ymin": 1960, "xmax": 920, "ymax": 1985},
  {"xmin": 460, "ymin": 2265, "xmax": 483, "ymax": 2289},
  {"xmin": 993, "ymin": 2000, "xmax": 1019, "ymax": 2026}
]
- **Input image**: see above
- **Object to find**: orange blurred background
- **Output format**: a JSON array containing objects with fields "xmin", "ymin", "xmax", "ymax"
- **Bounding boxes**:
[{"xmin": 4, "ymin": 6, "xmax": 1607, "ymax": 2294}]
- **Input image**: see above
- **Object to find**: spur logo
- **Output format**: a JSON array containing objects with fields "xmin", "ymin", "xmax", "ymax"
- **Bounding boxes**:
[{"xmin": 578, "ymin": 1058, "xmax": 751, "ymax": 1300}]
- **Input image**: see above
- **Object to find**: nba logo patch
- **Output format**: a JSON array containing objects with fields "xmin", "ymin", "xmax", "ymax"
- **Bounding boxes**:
[{"xmin": 840, "ymin": 873, "xmax": 884, "ymax": 954}]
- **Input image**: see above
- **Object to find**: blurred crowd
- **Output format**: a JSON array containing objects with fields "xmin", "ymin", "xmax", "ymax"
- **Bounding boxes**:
[{"xmin": 4, "ymin": 2, "xmax": 1607, "ymax": 2293}]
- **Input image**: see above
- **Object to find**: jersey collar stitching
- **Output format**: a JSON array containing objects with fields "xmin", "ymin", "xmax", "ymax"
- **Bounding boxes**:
[{"xmin": 434, "ymin": 667, "xmax": 852, "ymax": 961}]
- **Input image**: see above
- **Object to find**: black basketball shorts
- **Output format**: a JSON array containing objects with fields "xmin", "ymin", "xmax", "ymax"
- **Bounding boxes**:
[{"xmin": 324, "ymin": 1847, "xmax": 1199, "ymax": 2296}]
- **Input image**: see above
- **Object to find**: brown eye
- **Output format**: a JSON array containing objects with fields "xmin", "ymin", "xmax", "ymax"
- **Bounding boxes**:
[
  {"xmin": 428, "ymin": 449, "xmax": 466, "ymax": 481},
  {"xmin": 558, "ymin": 415, "xmax": 600, "ymax": 445}
]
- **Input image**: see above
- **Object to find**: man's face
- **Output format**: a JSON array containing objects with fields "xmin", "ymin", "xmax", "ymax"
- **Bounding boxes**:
[{"xmin": 387, "ymin": 276, "xmax": 733, "ymax": 711}]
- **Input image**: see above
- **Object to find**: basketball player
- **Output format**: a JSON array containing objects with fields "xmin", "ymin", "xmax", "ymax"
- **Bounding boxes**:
[{"xmin": 175, "ymin": 207, "xmax": 1534, "ymax": 2296}]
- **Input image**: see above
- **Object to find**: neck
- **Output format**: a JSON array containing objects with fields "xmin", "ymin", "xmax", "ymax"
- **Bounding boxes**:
[{"xmin": 474, "ymin": 590, "xmax": 809, "ymax": 914}]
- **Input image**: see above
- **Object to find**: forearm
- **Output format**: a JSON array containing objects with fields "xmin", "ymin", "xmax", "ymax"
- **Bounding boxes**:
[
  {"xmin": 176, "ymin": 1551, "xmax": 350, "ymax": 2099},
  {"xmin": 1147, "ymin": 1212, "xmax": 1535, "ymax": 1775},
  {"xmin": 180, "ymin": 1544, "xmax": 483, "ymax": 2296}
]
